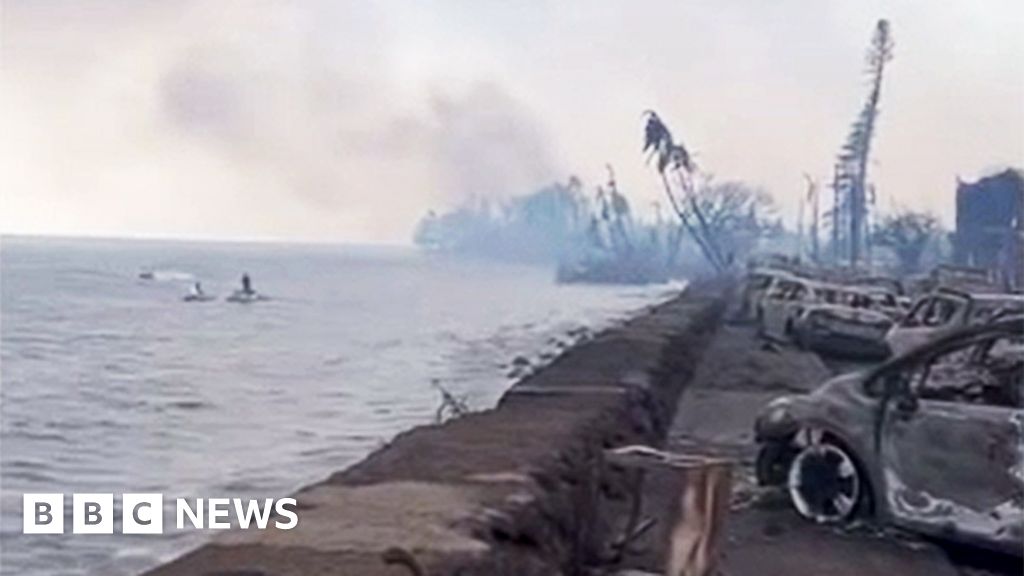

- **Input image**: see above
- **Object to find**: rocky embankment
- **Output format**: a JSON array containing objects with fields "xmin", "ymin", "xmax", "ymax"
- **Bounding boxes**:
[{"xmin": 145, "ymin": 281, "xmax": 730, "ymax": 576}]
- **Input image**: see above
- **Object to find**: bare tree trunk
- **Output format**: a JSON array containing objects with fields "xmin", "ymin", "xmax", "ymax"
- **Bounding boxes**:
[
  {"xmin": 660, "ymin": 174, "xmax": 722, "ymax": 272},
  {"xmin": 832, "ymin": 166, "xmax": 842, "ymax": 263},
  {"xmin": 811, "ymin": 179, "xmax": 820, "ymax": 262},
  {"xmin": 674, "ymin": 170, "xmax": 726, "ymax": 270},
  {"xmin": 665, "ymin": 223, "xmax": 684, "ymax": 269}
]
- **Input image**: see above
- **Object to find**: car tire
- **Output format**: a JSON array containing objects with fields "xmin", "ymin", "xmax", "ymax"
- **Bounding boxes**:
[{"xmin": 786, "ymin": 434, "xmax": 870, "ymax": 524}]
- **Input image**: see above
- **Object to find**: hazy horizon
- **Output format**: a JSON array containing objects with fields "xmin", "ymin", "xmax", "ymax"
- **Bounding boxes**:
[{"xmin": 2, "ymin": 1, "xmax": 1022, "ymax": 244}]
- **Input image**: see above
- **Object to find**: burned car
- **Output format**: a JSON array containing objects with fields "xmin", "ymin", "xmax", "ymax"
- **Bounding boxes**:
[
  {"xmin": 756, "ymin": 276, "xmax": 827, "ymax": 341},
  {"xmin": 760, "ymin": 280, "xmax": 896, "ymax": 357},
  {"xmin": 792, "ymin": 303, "xmax": 893, "ymax": 359},
  {"xmin": 862, "ymin": 287, "xmax": 911, "ymax": 321},
  {"xmin": 886, "ymin": 288, "xmax": 1024, "ymax": 356},
  {"xmin": 791, "ymin": 287, "xmax": 896, "ymax": 359},
  {"xmin": 755, "ymin": 317, "xmax": 1023, "ymax": 555},
  {"xmin": 741, "ymin": 267, "xmax": 797, "ymax": 321}
]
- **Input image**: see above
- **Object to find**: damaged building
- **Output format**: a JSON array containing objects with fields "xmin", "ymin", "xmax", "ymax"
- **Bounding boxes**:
[{"xmin": 953, "ymin": 169, "xmax": 1024, "ymax": 290}]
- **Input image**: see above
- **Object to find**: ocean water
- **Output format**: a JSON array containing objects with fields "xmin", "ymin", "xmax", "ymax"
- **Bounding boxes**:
[{"xmin": 0, "ymin": 236, "xmax": 680, "ymax": 575}]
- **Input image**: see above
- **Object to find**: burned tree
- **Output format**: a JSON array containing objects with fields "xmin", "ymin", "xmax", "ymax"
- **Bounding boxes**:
[
  {"xmin": 872, "ymin": 210, "xmax": 941, "ymax": 274},
  {"xmin": 642, "ymin": 111, "xmax": 727, "ymax": 272},
  {"xmin": 832, "ymin": 19, "xmax": 894, "ymax": 266},
  {"xmin": 694, "ymin": 181, "xmax": 777, "ymax": 266},
  {"xmin": 595, "ymin": 164, "xmax": 634, "ymax": 257}
]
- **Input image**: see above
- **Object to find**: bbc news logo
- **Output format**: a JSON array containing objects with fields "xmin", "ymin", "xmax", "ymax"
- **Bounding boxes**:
[{"xmin": 23, "ymin": 494, "xmax": 298, "ymax": 534}]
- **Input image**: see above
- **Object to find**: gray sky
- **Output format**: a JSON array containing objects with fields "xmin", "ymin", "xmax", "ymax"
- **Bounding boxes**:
[{"xmin": 2, "ymin": 0, "xmax": 1022, "ymax": 243}]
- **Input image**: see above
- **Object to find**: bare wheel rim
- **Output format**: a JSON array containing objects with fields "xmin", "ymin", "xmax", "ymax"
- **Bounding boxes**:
[{"xmin": 787, "ymin": 441, "xmax": 860, "ymax": 523}]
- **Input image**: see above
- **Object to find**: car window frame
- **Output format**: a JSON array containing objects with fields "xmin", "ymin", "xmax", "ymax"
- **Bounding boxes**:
[
  {"xmin": 880, "ymin": 333, "xmax": 1018, "ymax": 408},
  {"xmin": 922, "ymin": 295, "xmax": 963, "ymax": 327},
  {"xmin": 766, "ymin": 280, "xmax": 793, "ymax": 301},
  {"xmin": 788, "ymin": 283, "xmax": 809, "ymax": 302},
  {"xmin": 902, "ymin": 296, "xmax": 932, "ymax": 327},
  {"xmin": 863, "ymin": 323, "xmax": 1019, "ymax": 401}
]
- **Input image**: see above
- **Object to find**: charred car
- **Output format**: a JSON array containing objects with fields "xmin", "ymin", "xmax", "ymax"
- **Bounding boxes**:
[
  {"xmin": 886, "ymin": 288, "xmax": 1024, "ymax": 356},
  {"xmin": 861, "ymin": 287, "xmax": 910, "ymax": 321},
  {"xmin": 756, "ymin": 276, "xmax": 827, "ymax": 341},
  {"xmin": 791, "ymin": 293, "xmax": 894, "ymax": 360},
  {"xmin": 760, "ymin": 281, "xmax": 896, "ymax": 358},
  {"xmin": 741, "ymin": 267, "xmax": 796, "ymax": 321},
  {"xmin": 755, "ymin": 317, "xmax": 1024, "ymax": 555}
]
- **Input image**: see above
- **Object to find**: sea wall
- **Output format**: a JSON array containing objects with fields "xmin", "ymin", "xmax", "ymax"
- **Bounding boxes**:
[{"xmin": 146, "ymin": 280, "xmax": 730, "ymax": 576}]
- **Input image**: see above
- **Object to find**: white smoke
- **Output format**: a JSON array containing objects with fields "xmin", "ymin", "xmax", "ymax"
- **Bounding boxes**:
[{"xmin": 1, "ymin": 0, "xmax": 562, "ymax": 242}]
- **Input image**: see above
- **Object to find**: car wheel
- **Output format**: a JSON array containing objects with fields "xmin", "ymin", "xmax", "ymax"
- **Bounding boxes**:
[{"xmin": 786, "ymin": 434, "xmax": 866, "ymax": 524}]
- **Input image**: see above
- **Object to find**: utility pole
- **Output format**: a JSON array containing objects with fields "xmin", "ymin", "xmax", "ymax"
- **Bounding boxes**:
[
  {"xmin": 865, "ymin": 182, "xmax": 877, "ymax": 269},
  {"xmin": 797, "ymin": 186, "xmax": 805, "ymax": 260},
  {"xmin": 803, "ymin": 174, "xmax": 820, "ymax": 263},
  {"xmin": 831, "ymin": 164, "xmax": 842, "ymax": 264}
]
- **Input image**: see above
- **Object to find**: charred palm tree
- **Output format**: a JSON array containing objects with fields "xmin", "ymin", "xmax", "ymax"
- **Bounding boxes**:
[
  {"xmin": 835, "ymin": 20, "xmax": 894, "ymax": 265},
  {"xmin": 604, "ymin": 164, "xmax": 634, "ymax": 255},
  {"xmin": 644, "ymin": 136, "xmax": 710, "ymax": 265},
  {"xmin": 671, "ymin": 147, "xmax": 728, "ymax": 269},
  {"xmin": 642, "ymin": 111, "xmax": 725, "ymax": 271}
]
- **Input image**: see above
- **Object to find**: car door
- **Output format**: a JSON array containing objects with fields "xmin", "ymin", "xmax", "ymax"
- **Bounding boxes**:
[
  {"xmin": 886, "ymin": 294, "xmax": 967, "ymax": 356},
  {"xmin": 886, "ymin": 296, "xmax": 931, "ymax": 355},
  {"xmin": 879, "ymin": 333, "xmax": 1023, "ymax": 549}
]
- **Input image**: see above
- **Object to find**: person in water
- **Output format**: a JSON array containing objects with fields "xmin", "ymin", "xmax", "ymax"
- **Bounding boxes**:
[
  {"xmin": 241, "ymin": 273, "xmax": 253, "ymax": 295},
  {"xmin": 190, "ymin": 281, "xmax": 204, "ymax": 296}
]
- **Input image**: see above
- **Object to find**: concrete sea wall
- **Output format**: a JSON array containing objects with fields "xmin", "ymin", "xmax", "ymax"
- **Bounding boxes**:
[{"xmin": 146, "ymin": 281, "xmax": 730, "ymax": 576}]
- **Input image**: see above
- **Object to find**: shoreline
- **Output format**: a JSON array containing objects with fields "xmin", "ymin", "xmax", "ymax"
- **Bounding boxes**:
[
  {"xmin": 1, "ymin": 239, "xmax": 683, "ymax": 576},
  {"xmin": 145, "ymin": 279, "xmax": 730, "ymax": 575}
]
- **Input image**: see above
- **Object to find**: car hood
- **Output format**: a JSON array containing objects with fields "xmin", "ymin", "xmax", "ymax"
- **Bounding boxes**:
[
  {"xmin": 756, "ymin": 370, "xmax": 874, "ymax": 441},
  {"xmin": 812, "ymin": 370, "xmax": 872, "ymax": 398}
]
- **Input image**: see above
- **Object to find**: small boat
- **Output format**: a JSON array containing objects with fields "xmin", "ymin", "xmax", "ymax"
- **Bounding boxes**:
[
  {"xmin": 183, "ymin": 293, "xmax": 217, "ymax": 303},
  {"xmin": 226, "ymin": 290, "xmax": 267, "ymax": 303}
]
